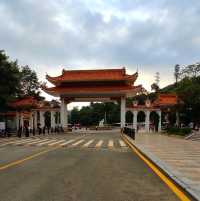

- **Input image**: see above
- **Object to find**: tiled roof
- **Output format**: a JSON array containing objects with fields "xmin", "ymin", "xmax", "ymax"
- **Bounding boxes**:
[
  {"xmin": 9, "ymin": 97, "xmax": 37, "ymax": 108},
  {"xmin": 43, "ymin": 85, "xmax": 138, "ymax": 96},
  {"xmin": 46, "ymin": 68, "xmax": 138, "ymax": 85},
  {"xmin": 153, "ymin": 94, "xmax": 178, "ymax": 106}
]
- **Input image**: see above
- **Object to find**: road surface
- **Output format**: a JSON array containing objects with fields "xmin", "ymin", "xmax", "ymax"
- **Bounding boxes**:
[{"xmin": 0, "ymin": 131, "xmax": 181, "ymax": 201}]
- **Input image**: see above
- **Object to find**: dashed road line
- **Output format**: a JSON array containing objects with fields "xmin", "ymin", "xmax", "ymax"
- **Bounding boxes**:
[
  {"xmin": 1, "ymin": 137, "xmax": 128, "ymax": 150},
  {"xmin": 119, "ymin": 140, "xmax": 127, "ymax": 147},
  {"xmin": 37, "ymin": 140, "xmax": 57, "ymax": 146},
  {"xmin": 0, "ymin": 138, "xmax": 27, "ymax": 147},
  {"xmin": 60, "ymin": 139, "xmax": 76, "ymax": 147},
  {"xmin": 13, "ymin": 138, "xmax": 39, "ymax": 145},
  {"xmin": 95, "ymin": 140, "xmax": 103, "ymax": 148},
  {"xmin": 82, "ymin": 139, "xmax": 94, "ymax": 147},
  {"xmin": 71, "ymin": 139, "xmax": 85, "ymax": 147},
  {"xmin": 26, "ymin": 139, "xmax": 50, "ymax": 145},
  {"xmin": 108, "ymin": 140, "xmax": 114, "ymax": 148},
  {"xmin": 48, "ymin": 140, "xmax": 66, "ymax": 146}
]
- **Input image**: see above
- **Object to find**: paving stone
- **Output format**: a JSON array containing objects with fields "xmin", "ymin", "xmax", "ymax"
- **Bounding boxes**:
[{"xmin": 131, "ymin": 133, "xmax": 200, "ymax": 200}]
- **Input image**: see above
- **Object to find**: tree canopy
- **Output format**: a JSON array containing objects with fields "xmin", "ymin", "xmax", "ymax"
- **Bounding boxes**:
[
  {"xmin": 161, "ymin": 62, "xmax": 200, "ymax": 126},
  {"xmin": 0, "ymin": 50, "xmax": 41, "ymax": 110},
  {"xmin": 70, "ymin": 102, "xmax": 120, "ymax": 126},
  {"xmin": 0, "ymin": 50, "xmax": 21, "ymax": 109}
]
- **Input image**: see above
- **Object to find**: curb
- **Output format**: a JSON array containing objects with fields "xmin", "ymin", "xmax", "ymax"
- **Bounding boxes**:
[{"xmin": 122, "ymin": 134, "xmax": 200, "ymax": 201}]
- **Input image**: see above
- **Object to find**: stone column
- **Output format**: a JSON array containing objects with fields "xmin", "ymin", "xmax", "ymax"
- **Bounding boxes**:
[
  {"xmin": 60, "ymin": 98, "xmax": 68, "ymax": 131},
  {"xmin": 16, "ymin": 112, "xmax": 19, "ymax": 130},
  {"xmin": 145, "ymin": 110, "xmax": 150, "ymax": 133},
  {"xmin": 120, "ymin": 97, "xmax": 126, "ymax": 128},
  {"xmin": 30, "ymin": 112, "xmax": 33, "ymax": 130},
  {"xmin": 40, "ymin": 111, "xmax": 45, "ymax": 128},
  {"xmin": 20, "ymin": 112, "xmax": 24, "ymax": 133},
  {"xmin": 157, "ymin": 110, "xmax": 162, "ymax": 132},
  {"xmin": 34, "ymin": 111, "xmax": 38, "ymax": 130},
  {"xmin": 133, "ymin": 110, "xmax": 138, "ymax": 131},
  {"xmin": 176, "ymin": 111, "xmax": 180, "ymax": 127},
  {"xmin": 51, "ymin": 110, "xmax": 56, "ymax": 129}
]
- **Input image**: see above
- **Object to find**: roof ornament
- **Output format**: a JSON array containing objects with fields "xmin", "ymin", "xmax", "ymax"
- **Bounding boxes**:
[
  {"xmin": 62, "ymin": 68, "xmax": 66, "ymax": 75},
  {"xmin": 136, "ymin": 65, "xmax": 139, "ymax": 73},
  {"xmin": 122, "ymin": 66, "xmax": 126, "ymax": 75},
  {"xmin": 40, "ymin": 82, "xmax": 47, "ymax": 90}
]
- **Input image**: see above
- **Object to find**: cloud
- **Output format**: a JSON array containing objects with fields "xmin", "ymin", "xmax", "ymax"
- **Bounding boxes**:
[{"xmin": 0, "ymin": 0, "xmax": 200, "ymax": 94}]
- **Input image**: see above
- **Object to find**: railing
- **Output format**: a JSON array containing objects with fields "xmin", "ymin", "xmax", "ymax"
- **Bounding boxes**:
[{"xmin": 122, "ymin": 127, "xmax": 135, "ymax": 140}]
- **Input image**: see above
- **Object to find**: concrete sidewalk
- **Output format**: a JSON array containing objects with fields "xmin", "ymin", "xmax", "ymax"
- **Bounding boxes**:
[{"xmin": 128, "ymin": 133, "xmax": 200, "ymax": 200}]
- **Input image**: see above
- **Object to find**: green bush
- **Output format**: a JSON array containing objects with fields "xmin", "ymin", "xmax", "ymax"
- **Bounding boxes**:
[{"xmin": 166, "ymin": 127, "xmax": 192, "ymax": 136}]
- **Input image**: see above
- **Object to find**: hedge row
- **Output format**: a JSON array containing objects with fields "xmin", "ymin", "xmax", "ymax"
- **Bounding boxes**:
[{"xmin": 166, "ymin": 127, "xmax": 192, "ymax": 136}]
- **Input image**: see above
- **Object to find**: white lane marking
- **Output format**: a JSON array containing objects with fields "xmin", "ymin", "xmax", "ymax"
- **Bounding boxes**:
[
  {"xmin": 95, "ymin": 140, "xmax": 103, "ymax": 148},
  {"xmin": 26, "ymin": 139, "xmax": 48, "ymax": 145},
  {"xmin": 83, "ymin": 140, "xmax": 94, "ymax": 147},
  {"xmin": 0, "ymin": 139, "xmax": 23, "ymax": 147},
  {"xmin": 0, "ymin": 138, "xmax": 17, "ymax": 143},
  {"xmin": 60, "ymin": 139, "xmax": 76, "ymax": 146},
  {"xmin": 71, "ymin": 139, "xmax": 85, "ymax": 146},
  {"xmin": 108, "ymin": 140, "xmax": 114, "ymax": 148},
  {"xmin": 119, "ymin": 140, "xmax": 127, "ymax": 147},
  {"xmin": 26, "ymin": 138, "xmax": 49, "ymax": 145},
  {"xmin": 11, "ymin": 138, "xmax": 36, "ymax": 145},
  {"xmin": 48, "ymin": 140, "xmax": 66, "ymax": 146},
  {"xmin": 37, "ymin": 139, "xmax": 57, "ymax": 146}
]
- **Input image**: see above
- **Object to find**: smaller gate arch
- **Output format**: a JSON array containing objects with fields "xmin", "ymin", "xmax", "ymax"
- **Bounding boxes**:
[
  {"xmin": 126, "ymin": 107, "xmax": 161, "ymax": 133},
  {"xmin": 125, "ymin": 110, "xmax": 133, "ymax": 126},
  {"xmin": 137, "ymin": 111, "xmax": 146, "ymax": 132}
]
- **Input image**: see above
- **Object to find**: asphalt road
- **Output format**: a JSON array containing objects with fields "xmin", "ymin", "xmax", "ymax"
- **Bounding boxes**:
[{"xmin": 0, "ymin": 132, "xmax": 180, "ymax": 201}]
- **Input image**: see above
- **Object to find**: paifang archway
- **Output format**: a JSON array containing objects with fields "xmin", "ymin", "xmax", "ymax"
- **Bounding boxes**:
[{"xmin": 42, "ymin": 68, "xmax": 142, "ymax": 132}]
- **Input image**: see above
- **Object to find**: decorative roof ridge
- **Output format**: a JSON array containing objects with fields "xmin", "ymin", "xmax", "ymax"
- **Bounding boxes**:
[
  {"xmin": 62, "ymin": 67, "xmax": 125, "ymax": 73},
  {"xmin": 45, "ymin": 67, "xmax": 139, "ymax": 85}
]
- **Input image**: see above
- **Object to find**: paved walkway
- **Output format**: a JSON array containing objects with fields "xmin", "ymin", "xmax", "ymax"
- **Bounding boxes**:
[{"xmin": 131, "ymin": 133, "xmax": 200, "ymax": 199}]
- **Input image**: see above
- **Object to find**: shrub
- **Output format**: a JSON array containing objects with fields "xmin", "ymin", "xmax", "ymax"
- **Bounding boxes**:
[{"xmin": 166, "ymin": 127, "xmax": 192, "ymax": 136}]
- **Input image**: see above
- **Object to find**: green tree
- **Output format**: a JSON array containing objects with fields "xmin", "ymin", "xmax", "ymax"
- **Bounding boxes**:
[
  {"xmin": 180, "ymin": 63, "xmax": 200, "ymax": 78},
  {"xmin": 176, "ymin": 76, "xmax": 200, "ymax": 127},
  {"xmin": 19, "ymin": 65, "xmax": 40, "ymax": 97},
  {"xmin": 0, "ymin": 50, "xmax": 21, "ymax": 108},
  {"xmin": 174, "ymin": 64, "xmax": 180, "ymax": 84},
  {"xmin": 151, "ymin": 83, "xmax": 159, "ymax": 92},
  {"xmin": 70, "ymin": 107, "xmax": 80, "ymax": 124}
]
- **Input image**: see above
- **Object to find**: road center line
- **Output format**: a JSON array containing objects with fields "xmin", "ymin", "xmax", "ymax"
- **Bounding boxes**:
[
  {"xmin": 0, "ymin": 147, "xmax": 58, "ymax": 171},
  {"xmin": 0, "ymin": 135, "xmax": 87, "ymax": 171}
]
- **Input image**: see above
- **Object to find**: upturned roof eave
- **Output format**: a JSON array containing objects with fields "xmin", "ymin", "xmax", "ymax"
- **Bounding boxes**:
[{"xmin": 46, "ymin": 68, "xmax": 138, "ymax": 85}]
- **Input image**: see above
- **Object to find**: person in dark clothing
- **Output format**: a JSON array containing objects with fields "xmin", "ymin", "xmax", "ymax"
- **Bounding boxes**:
[
  {"xmin": 47, "ymin": 126, "xmax": 50, "ymax": 134},
  {"xmin": 18, "ymin": 126, "xmax": 22, "ymax": 138},
  {"xmin": 43, "ymin": 126, "xmax": 46, "ymax": 135},
  {"xmin": 25, "ymin": 125, "xmax": 29, "ymax": 137},
  {"xmin": 38, "ymin": 123, "xmax": 41, "ymax": 135}
]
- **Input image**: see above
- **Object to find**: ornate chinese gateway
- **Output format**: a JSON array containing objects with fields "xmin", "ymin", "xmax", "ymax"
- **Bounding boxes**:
[{"xmin": 42, "ymin": 67, "xmax": 142, "ymax": 131}]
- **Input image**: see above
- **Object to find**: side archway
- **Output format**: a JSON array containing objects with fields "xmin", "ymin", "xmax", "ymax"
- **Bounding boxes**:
[
  {"xmin": 150, "ymin": 111, "xmax": 159, "ymax": 132},
  {"xmin": 137, "ymin": 111, "xmax": 146, "ymax": 132},
  {"xmin": 126, "ymin": 110, "xmax": 133, "ymax": 126}
]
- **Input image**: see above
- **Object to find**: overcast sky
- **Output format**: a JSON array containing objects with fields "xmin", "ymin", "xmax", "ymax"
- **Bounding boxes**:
[{"xmin": 1, "ymin": 0, "xmax": 200, "ymax": 108}]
